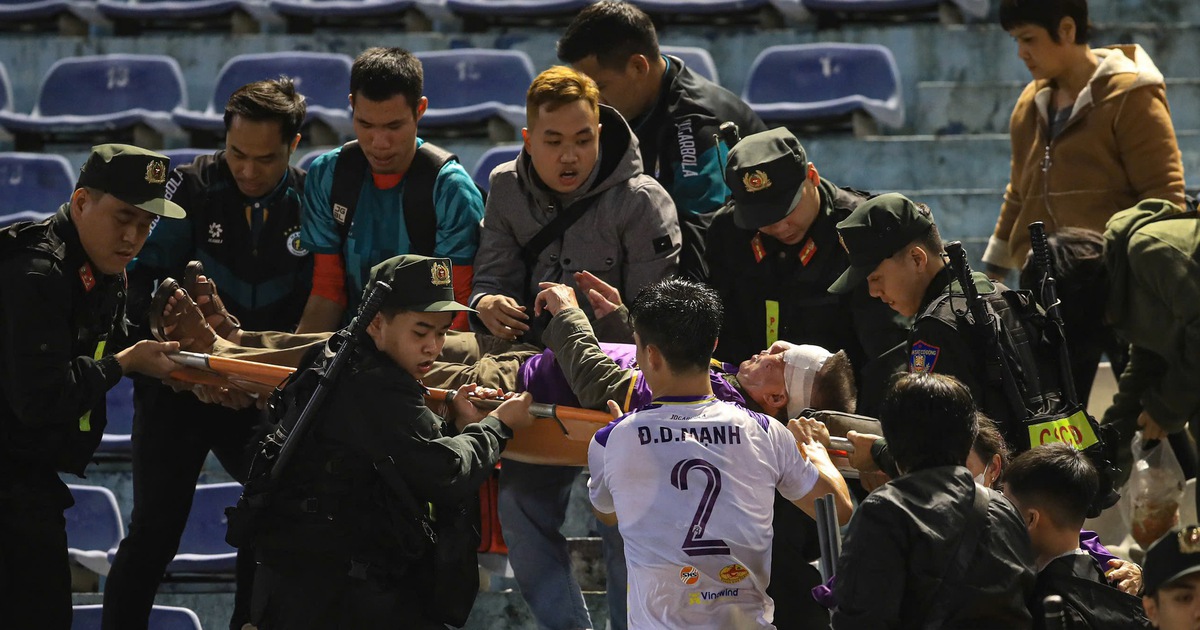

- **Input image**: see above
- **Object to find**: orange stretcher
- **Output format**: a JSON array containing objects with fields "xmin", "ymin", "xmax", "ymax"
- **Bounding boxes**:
[{"xmin": 167, "ymin": 352, "xmax": 613, "ymax": 466}]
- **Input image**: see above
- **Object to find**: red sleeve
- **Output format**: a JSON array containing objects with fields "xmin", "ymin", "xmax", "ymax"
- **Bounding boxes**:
[
  {"xmin": 451, "ymin": 264, "xmax": 473, "ymax": 331},
  {"xmin": 311, "ymin": 253, "xmax": 348, "ymax": 308}
]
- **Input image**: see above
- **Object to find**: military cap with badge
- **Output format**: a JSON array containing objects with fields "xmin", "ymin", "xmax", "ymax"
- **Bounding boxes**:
[
  {"xmin": 724, "ymin": 127, "xmax": 811, "ymax": 231},
  {"xmin": 77, "ymin": 143, "xmax": 187, "ymax": 219},
  {"xmin": 827, "ymin": 192, "xmax": 934, "ymax": 294},
  {"xmin": 1145, "ymin": 525, "xmax": 1200, "ymax": 595},
  {"xmin": 365, "ymin": 255, "xmax": 476, "ymax": 314}
]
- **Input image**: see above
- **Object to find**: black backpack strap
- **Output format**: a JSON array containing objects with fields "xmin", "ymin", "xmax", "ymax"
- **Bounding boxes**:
[
  {"xmin": 520, "ymin": 196, "xmax": 599, "ymax": 271},
  {"xmin": 331, "ymin": 140, "xmax": 368, "ymax": 247},
  {"xmin": 402, "ymin": 143, "xmax": 459, "ymax": 257},
  {"xmin": 922, "ymin": 484, "xmax": 992, "ymax": 629}
]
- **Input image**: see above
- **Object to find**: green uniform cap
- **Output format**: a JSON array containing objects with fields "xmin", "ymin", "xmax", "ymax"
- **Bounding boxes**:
[
  {"xmin": 724, "ymin": 128, "xmax": 809, "ymax": 230},
  {"xmin": 77, "ymin": 144, "xmax": 186, "ymax": 219},
  {"xmin": 828, "ymin": 193, "xmax": 934, "ymax": 295},
  {"xmin": 1145, "ymin": 526, "xmax": 1200, "ymax": 595},
  {"xmin": 366, "ymin": 255, "xmax": 476, "ymax": 314}
]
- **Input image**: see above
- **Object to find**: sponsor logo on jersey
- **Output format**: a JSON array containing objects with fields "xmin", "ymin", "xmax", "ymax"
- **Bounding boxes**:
[
  {"xmin": 719, "ymin": 564, "xmax": 749, "ymax": 584},
  {"xmin": 679, "ymin": 566, "xmax": 700, "ymax": 585},
  {"xmin": 285, "ymin": 228, "xmax": 308, "ymax": 257},
  {"xmin": 687, "ymin": 588, "xmax": 741, "ymax": 605}
]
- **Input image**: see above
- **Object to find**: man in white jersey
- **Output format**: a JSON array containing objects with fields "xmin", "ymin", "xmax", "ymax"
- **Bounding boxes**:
[{"xmin": 588, "ymin": 277, "xmax": 853, "ymax": 629}]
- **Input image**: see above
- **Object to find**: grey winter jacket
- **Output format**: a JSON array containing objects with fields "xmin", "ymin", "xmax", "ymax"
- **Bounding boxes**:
[{"xmin": 470, "ymin": 105, "xmax": 680, "ymax": 341}]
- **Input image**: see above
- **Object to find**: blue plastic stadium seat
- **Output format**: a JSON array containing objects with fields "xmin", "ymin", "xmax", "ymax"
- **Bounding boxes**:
[
  {"xmin": 443, "ymin": 0, "xmax": 593, "ymax": 16},
  {"xmin": 73, "ymin": 604, "xmax": 203, "ymax": 630},
  {"xmin": 109, "ymin": 482, "xmax": 242, "ymax": 575},
  {"xmin": 661, "ymin": 45, "xmax": 719, "ymax": 84},
  {"xmin": 166, "ymin": 482, "xmax": 242, "ymax": 574},
  {"xmin": 296, "ymin": 146, "xmax": 333, "ymax": 171},
  {"xmin": 801, "ymin": 0, "xmax": 987, "ymax": 19},
  {"xmin": 742, "ymin": 43, "xmax": 905, "ymax": 130},
  {"xmin": 160, "ymin": 148, "xmax": 209, "ymax": 168},
  {"xmin": 471, "ymin": 143, "xmax": 521, "ymax": 192},
  {"xmin": 95, "ymin": 0, "xmax": 265, "ymax": 22},
  {"xmin": 0, "ymin": 54, "xmax": 186, "ymax": 138},
  {"xmin": 0, "ymin": 152, "xmax": 74, "ymax": 227},
  {"xmin": 97, "ymin": 377, "xmax": 134, "ymax": 456},
  {"xmin": 268, "ymin": 0, "xmax": 412, "ymax": 19},
  {"xmin": 631, "ymin": 0, "xmax": 769, "ymax": 14},
  {"xmin": 416, "ymin": 49, "xmax": 534, "ymax": 130},
  {"xmin": 66, "ymin": 485, "xmax": 124, "ymax": 577},
  {"xmin": 0, "ymin": 0, "xmax": 85, "ymax": 25},
  {"xmin": 173, "ymin": 52, "xmax": 353, "ymax": 136}
]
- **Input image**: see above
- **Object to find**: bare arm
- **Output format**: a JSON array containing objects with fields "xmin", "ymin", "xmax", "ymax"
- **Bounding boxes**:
[
  {"xmin": 295, "ymin": 294, "xmax": 345, "ymax": 334},
  {"xmin": 789, "ymin": 419, "xmax": 854, "ymax": 525}
]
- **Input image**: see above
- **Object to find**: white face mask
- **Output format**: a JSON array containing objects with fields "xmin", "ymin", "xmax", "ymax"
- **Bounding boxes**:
[{"xmin": 974, "ymin": 462, "xmax": 992, "ymax": 487}]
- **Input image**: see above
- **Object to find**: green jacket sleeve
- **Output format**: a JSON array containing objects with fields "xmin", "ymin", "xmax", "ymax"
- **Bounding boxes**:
[{"xmin": 541, "ymin": 307, "xmax": 638, "ymax": 410}]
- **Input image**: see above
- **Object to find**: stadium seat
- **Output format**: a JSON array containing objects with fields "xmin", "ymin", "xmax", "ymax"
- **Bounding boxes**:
[
  {"xmin": 97, "ymin": 377, "xmax": 134, "ymax": 457},
  {"xmin": 801, "ymin": 0, "xmax": 988, "ymax": 20},
  {"xmin": 160, "ymin": 148, "xmax": 209, "ymax": 168},
  {"xmin": 0, "ymin": 152, "xmax": 74, "ymax": 227},
  {"xmin": 471, "ymin": 143, "xmax": 521, "ymax": 192},
  {"xmin": 0, "ymin": 0, "xmax": 98, "ymax": 34},
  {"xmin": 661, "ymin": 45, "xmax": 719, "ymax": 84},
  {"xmin": 66, "ymin": 485, "xmax": 124, "ymax": 577},
  {"xmin": 0, "ymin": 54, "xmax": 187, "ymax": 145},
  {"xmin": 415, "ymin": 49, "xmax": 534, "ymax": 132},
  {"xmin": 296, "ymin": 146, "xmax": 333, "ymax": 171},
  {"xmin": 442, "ymin": 0, "xmax": 594, "ymax": 17},
  {"xmin": 72, "ymin": 604, "xmax": 203, "ymax": 630},
  {"xmin": 630, "ymin": 0, "xmax": 770, "ymax": 15},
  {"xmin": 173, "ymin": 52, "xmax": 353, "ymax": 139},
  {"xmin": 165, "ymin": 482, "xmax": 242, "ymax": 574},
  {"xmin": 267, "ymin": 0, "xmax": 416, "ymax": 26},
  {"xmin": 94, "ymin": 0, "xmax": 275, "ymax": 30},
  {"xmin": 742, "ymin": 43, "xmax": 905, "ymax": 131}
]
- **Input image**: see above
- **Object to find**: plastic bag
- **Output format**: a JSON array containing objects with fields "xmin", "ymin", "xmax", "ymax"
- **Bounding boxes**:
[{"xmin": 1122, "ymin": 430, "xmax": 1186, "ymax": 548}]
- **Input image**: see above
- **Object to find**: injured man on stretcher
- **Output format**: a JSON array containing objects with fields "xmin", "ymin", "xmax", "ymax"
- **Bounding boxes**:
[{"xmin": 153, "ymin": 268, "xmax": 858, "ymax": 432}]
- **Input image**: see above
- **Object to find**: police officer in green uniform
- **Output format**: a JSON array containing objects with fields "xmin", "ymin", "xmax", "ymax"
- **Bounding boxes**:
[
  {"xmin": 250, "ymin": 255, "xmax": 533, "ymax": 629},
  {"xmin": 0, "ymin": 144, "xmax": 186, "ymax": 629},
  {"xmin": 707, "ymin": 129, "xmax": 909, "ymax": 630},
  {"xmin": 706, "ymin": 128, "xmax": 909, "ymax": 380},
  {"xmin": 829, "ymin": 193, "xmax": 1047, "ymax": 447}
]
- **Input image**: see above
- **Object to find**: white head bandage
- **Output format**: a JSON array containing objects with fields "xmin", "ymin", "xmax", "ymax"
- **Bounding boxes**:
[{"xmin": 783, "ymin": 344, "xmax": 834, "ymax": 419}]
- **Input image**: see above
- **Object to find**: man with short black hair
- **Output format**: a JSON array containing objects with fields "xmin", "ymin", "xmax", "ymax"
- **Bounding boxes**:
[
  {"xmin": 833, "ymin": 373, "xmax": 1035, "ymax": 629},
  {"xmin": 558, "ymin": 0, "xmax": 766, "ymax": 281},
  {"xmin": 0, "ymin": 144, "xmax": 185, "ymax": 629},
  {"xmin": 105, "ymin": 77, "xmax": 313, "ymax": 630},
  {"xmin": 298, "ymin": 47, "xmax": 484, "ymax": 334},
  {"xmin": 1003, "ymin": 443, "xmax": 1151, "ymax": 628},
  {"xmin": 588, "ymin": 277, "xmax": 851, "ymax": 629}
]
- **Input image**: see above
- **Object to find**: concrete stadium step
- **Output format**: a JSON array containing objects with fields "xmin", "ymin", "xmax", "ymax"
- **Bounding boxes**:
[
  {"xmin": 802, "ymin": 130, "xmax": 1200, "ymax": 191},
  {"xmin": 914, "ymin": 79, "xmax": 1200, "ymax": 135},
  {"xmin": 72, "ymin": 587, "xmax": 612, "ymax": 629}
]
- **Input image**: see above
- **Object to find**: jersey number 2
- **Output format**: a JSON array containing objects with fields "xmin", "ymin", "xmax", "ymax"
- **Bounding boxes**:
[{"xmin": 670, "ymin": 458, "xmax": 731, "ymax": 556}]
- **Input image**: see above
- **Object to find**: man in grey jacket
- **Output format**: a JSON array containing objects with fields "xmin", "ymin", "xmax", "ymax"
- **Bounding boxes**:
[
  {"xmin": 469, "ymin": 65, "xmax": 679, "ymax": 630},
  {"xmin": 470, "ymin": 65, "xmax": 680, "ymax": 348}
]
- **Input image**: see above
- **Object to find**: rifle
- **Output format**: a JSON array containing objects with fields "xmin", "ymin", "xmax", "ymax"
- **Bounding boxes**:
[
  {"xmin": 269, "ymin": 281, "xmax": 392, "ymax": 479},
  {"xmin": 1028, "ymin": 221, "xmax": 1080, "ymax": 407},
  {"xmin": 944, "ymin": 242, "xmax": 1027, "ymax": 424},
  {"xmin": 718, "ymin": 121, "xmax": 741, "ymax": 149}
]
